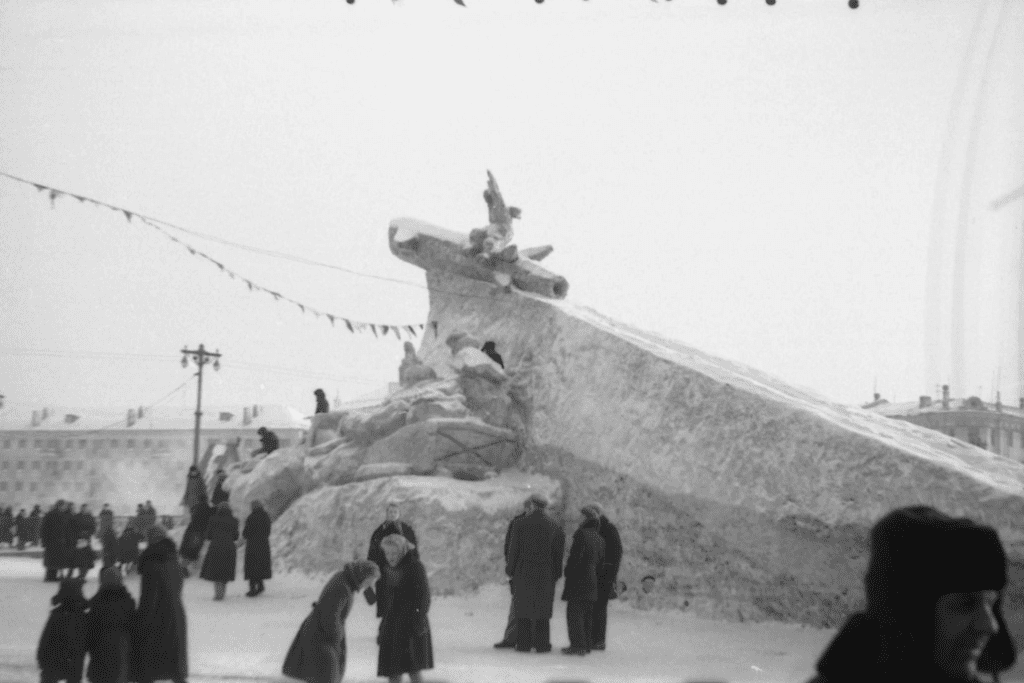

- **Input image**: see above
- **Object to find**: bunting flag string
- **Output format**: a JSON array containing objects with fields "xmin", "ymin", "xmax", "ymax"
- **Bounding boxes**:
[{"xmin": 2, "ymin": 172, "xmax": 427, "ymax": 341}]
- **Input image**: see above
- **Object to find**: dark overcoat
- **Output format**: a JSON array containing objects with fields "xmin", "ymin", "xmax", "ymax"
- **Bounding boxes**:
[
  {"xmin": 561, "ymin": 519, "xmax": 605, "ymax": 602},
  {"xmin": 595, "ymin": 516, "xmax": 623, "ymax": 600},
  {"xmin": 37, "ymin": 597, "xmax": 88, "ymax": 679},
  {"xmin": 505, "ymin": 509, "xmax": 565, "ymax": 620},
  {"xmin": 58, "ymin": 509, "xmax": 76, "ymax": 569},
  {"xmin": 243, "ymin": 507, "xmax": 273, "ymax": 581},
  {"xmin": 74, "ymin": 512, "xmax": 97, "ymax": 540},
  {"xmin": 101, "ymin": 529, "xmax": 119, "ymax": 569},
  {"xmin": 281, "ymin": 568, "xmax": 358, "ymax": 683},
  {"xmin": 376, "ymin": 554, "xmax": 433, "ymax": 678},
  {"xmin": 366, "ymin": 520, "xmax": 417, "ymax": 617},
  {"xmin": 15, "ymin": 512, "xmax": 28, "ymax": 542},
  {"xmin": 86, "ymin": 584, "xmax": 136, "ymax": 683},
  {"xmin": 211, "ymin": 482, "xmax": 230, "ymax": 507},
  {"xmin": 41, "ymin": 508, "xmax": 63, "ymax": 569},
  {"xmin": 200, "ymin": 509, "xmax": 239, "ymax": 582},
  {"xmin": 131, "ymin": 538, "xmax": 187, "ymax": 683},
  {"xmin": 180, "ymin": 502, "xmax": 211, "ymax": 562},
  {"xmin": 117, "ymin": 527, "xmax": 141, "ymax": 565},
  {"xmin": 29, "ymin": 508, "xmax": 42, "ymax": 544},
  {"xmin": 98, "ymin": 509, "xmax": 114, "ymax": 535},
  {"xmin": 0, "ymin": 509, "xmax": 12, "ymax": 543}
]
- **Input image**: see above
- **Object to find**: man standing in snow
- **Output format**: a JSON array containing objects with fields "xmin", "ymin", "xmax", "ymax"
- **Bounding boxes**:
[
  {"xmin": 506, "ymin": 493, "xmax": 565, "ymax": 653},
  {"xmin": 494, "ymin": 497, "xmax": 532, "ymax": 648}
]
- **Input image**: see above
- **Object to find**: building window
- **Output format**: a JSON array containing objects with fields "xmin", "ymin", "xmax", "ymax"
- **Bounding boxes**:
[
  {"xmin": 126, "ymin": 439, "xmax": 135, "ymax": 449},
  {"xmin": 0, "ymin": 461, "xmax": 6, "ymax": 470},
  {"xmin": 76, "ymin": 481, "xmax": 84, "ymax": 491},
  {"xmin": 63, "ymin": 461, "xmax": 71, "ymax": 470},
  {"xmin": 244, "ymin": 439, "xmax": 255, "ymax": 447},
  {"xmin": 77, "ymin": 461, "xmax": 83, "ymax": 470},
  {"xmin": 14, "ymin": 481, "xmax": 22, "ymax": 491},
  {"xmin": 143, "ymin": 439, "xmax": 151, "ymax": 449},
  {"xmin": 29, "ymin": 482, "xmax": 37, "ymax": 492},
  {"xmin": 0, "ymin": 481, "xmax": 6, "ymax": 491},
  {"xmin": 65, "ymin": 439, "xmax": 73, "ymax": 448},
  {"xmin": 18, "ymin": 439, "xmax": 26, "ymax": 448},
  {"xmin": 32, "ymin": 461, "xmax": 40, "ymax": 470},
  {"xmin": 34, "ymin": 440, "xmax": 41, "ymax": 448},
  {"xmin": 79, "ymin": 440, "xmax": 87, "ymax": 449},
  {"xmin": 2, "ymin": 439, "xmax": 9, "ymax": 449},
  {"xmin": 110, "ymin": 439, "xmax": 119, "ymax": 448},
  {"xmin": 16, "ymin": 460, "xmax": 24, "ymax": 469}
]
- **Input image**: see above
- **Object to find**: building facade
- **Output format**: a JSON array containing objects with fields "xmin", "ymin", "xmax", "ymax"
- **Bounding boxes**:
[
  {"xmin": 867, "ymin": 386, "xmax": 1024, "ymax": 462},
  {"xmin": 0, "ymin": 404, "xmax": 308, "ymax": 514}
]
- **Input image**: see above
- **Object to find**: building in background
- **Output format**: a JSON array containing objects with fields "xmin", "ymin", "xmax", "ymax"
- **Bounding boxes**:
[
  {"xmin": 866, "ymin": 385, "xmax": 1024, "ymax": 462},
  {"xmin": 0, "ymin": 404, "xmax": 308, "ymax": 514}
]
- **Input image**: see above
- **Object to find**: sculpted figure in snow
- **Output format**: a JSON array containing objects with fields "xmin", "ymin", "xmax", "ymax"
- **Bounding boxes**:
[
  {"xmin": 445, "ymin": 332, "xmax": 482, "ymax": 356},
  {"xmin": 464, "ymin": 171, "xmax": 521, "ymax": 263},
  {"xmin": 398, "ymin": 341, "xmax": 437, "ymax": 387}
]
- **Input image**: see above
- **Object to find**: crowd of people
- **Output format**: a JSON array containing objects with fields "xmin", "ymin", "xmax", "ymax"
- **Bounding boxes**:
[{"xmin": 26, "ymin": 481, "xmax": 1018, "ymax": 683}]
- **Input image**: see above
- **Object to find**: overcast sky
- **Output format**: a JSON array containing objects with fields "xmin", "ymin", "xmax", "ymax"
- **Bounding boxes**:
[{"xmin": 1, "ymin": 0, "xmax": 1022, "ymax": 417}]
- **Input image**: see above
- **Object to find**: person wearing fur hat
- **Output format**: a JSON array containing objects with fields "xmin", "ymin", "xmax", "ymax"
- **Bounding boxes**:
[
  {"xmin": 806, "ymin": 505, "xmax": 1016, "ymax": 683},
  {"xmin": 37, "ymin": 578, "xmax": 89, "ymax": 683},
  {"xmin": 86, "ymin": 568, "xmax": 136, "ymax": 683},
  {"xmin": 560, "ymin": 506, "xmax": 605, "ymax": 655},
  {"xmin": 584, "ymin": 503, "xmax": 622, "ymax": 651},
  {"xmin": 505, "ymin": 492, "xmax": 565, "ymax": 653},
  {"xmin": 200, "ymin": 501, "xmax": 239, "ymax": 601},
  {"xmin": 132, "ymin": 526, "xmax": 188, "ymax": 683},
  {"xmin": 375, "ymin": 534, "xmax": 433, "ymax": 683},
  {"xmin": 365, "ymin": 503, "xmax": 418, "ymax": 614},
  {"xmin": 282, "ymin": 559, "xmax": 381, "ymax": 683}
]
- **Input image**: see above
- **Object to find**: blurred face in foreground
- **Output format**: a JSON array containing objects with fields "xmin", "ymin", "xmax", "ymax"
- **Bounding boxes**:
[
  {"xmin": 383, "ymin": 544, "xmax": 403, "ymax": 567},
  {"xmin": 385, "ymin": 505, "xmax": 399, "ymax": 522},
  {"xmin": 933, "ymin": 590, "xmax": 1000, "ymax": 681}
]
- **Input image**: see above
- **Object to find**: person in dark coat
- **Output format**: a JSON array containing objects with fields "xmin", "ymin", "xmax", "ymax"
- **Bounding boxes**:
[
  {"xmin": 74, "ymin": 505, "xmax": 98, "ymax": 579},
  {"xmin": 200, "ymin": 501, "xmax": 239, "ymax": 600},
  {"xmin": 252, "ymin": 427, "xmax": 280, "ymax": 458},
  {"xmin": 41, "ymin": 501, "xmax": 63, "ymax": 581},
  {"xmin": 15, "ymin": 508, "xmax": 29, "ymax": 550},
  {"xmin": 282, "ymin": 560, "xmax": 380, "ymax": 683},
  {"xmin": 375, "ymin": 535, "xmax": 433, "ymax": 683},
  {"xmin": 805, "ymin": 505, "xmax": 1015, "ymax": 683},
  {"xmin": 86, "ymin": 568, "xmax": 135, "ymax": 683},
  {"xmin": 100, "ymin": 524, "xmax": 119, "ymax": 571},
  {"xmin": 132, "ymin": 526, "xmax": 187, "ymax": 683},
  {"xmin": 97, "ymin": 505, "xmax": 114, "ymax": 536},
  {"xmin": 314, "ymin": 388, "xmax": 330, "ymax": 414},
  {"xmin": 365, "ymin": 503, "xmax": 418, "ymax": 614},
  {"xmin": 560, "ymin": 507, "xmax": 605, "ymax": 655},
  {"xmin": 505, "ymin": 493, "xmax": 565, "ymax": 653},
  {"xmin": 481, "ymin": 341, "xmax": 504, "ymax": 368},
  {"xmin": 30, "ymin": 504, "xmax": 43, "ymax": 546},
  {"xmin": 37, "ymin": 578, "xmax": 89, "ymax": 683},
  {"xmin": 242, "ymin": 500, "xmax": 272, "ymax": 597},
  {"xmin": 494, "ymin": 498, "xmax": 532, "ymax": 649},
  {"xmin": 179, "ymin": 499, "xmax": 211, "ymax": 577},
  {"xmin": 0, "ymin": 506, "xmax": 13, "ymax": 546},
  {"xmin": 584, "ymin": 503, "xmax": 622, "ymax": 651},
  {"xmin": 59, "ymin": 502, "xmax": 77, "ymax": 579},
  {"xmin": 210, "ymin": 470, "xmax": 230, "ymax": 507},
  {"xmin": 179, "ymin": 466, "xmax": 208, "ymax": 515},
  {"xmin": 116, "ymin": 524, "xmax": 141, "ymax": 577}
]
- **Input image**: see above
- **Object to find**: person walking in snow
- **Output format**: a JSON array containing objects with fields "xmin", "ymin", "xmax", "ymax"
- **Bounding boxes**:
[
  {"xmin": 282, "ymin": 560, "xmax": 380, "ymax": 683},
  {"xmin": 37, "ymin": 578, "xmax": 89, "ymax": 683},
  {"xmin": 805, "ymin": 505, "xmax": 1016, "ymax": 683},
  {"xmin": 242, "ymin": 500, "xmax": 272, "ymax": 597},
  {"xmin": 132, "ymin": 526, "xmax": 188, "ymax": 683},
  {"xmin": 494, "ymin": 497, "xmax": 532, "ymax": 649},
  {"xmin": 586, "ymin": 503, "xmax": 622, "ymax": 651},
  {"xmin": 505, "ymin": 493, "xmax": 565, "ymax": 653},
  {"xmin": 374, "ymin": 535, "xmax": 433, "ymax": 683},
  {"xmin": 366, "ymin": 503, "xmax": 418, "ymax": 611},
  {"xmin": 560, "ymin": 506, "xmax": 605, "ymax": 655},
  {"xmin": 200, "ymin": 501, "xmax": 239, "ymax": 601},
  {"xmin": 85, "ymin": 567, "xmax": 135, "ymax": 683}
]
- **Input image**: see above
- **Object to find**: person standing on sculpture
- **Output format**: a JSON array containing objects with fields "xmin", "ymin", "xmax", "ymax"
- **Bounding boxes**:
[
  {"xmin": 375, "ymin": 534, "xmax": 433, "ymax": 683},
  {"xmin": 561, "ymin": 506, "xmax": 605, "ymax": 655},
  {"xmin": 282, "ymin": 560, "xmax": 380, "ymax": 683},
  {"xmin": 242, "ymin": 500, "xmax": 272, "ymax": 597},
  {"xmin": 366, "ymin": 503, "xmax": 418, "ymax": 610},
  {"xmin": 494, "ymin": 497, "xmax": 532, "ymax": 649},
  {"xmin": 132, "ymin": 525, "xmax": 188, "ymax": 683},
  {"xmin": 251, "ymin": 427, "xmax": 280, "ymax": 458},
  {"xmin": 505, "ymin": 493, "xmax": 565, "ymax": 653},
  {"xmin": 200, "ymin": 501, "xmax": 239, "ymax": 601},
  {"xmin": 585, "ymin": 503, "xmax": 622, "ymax": 651},
  {"xmin": 481, "ymin": 341, "xmax": 505, "ymax": 369},
  {"xmin": 314, "ymin": 388, "xmax": 330, "ymax": 415}
]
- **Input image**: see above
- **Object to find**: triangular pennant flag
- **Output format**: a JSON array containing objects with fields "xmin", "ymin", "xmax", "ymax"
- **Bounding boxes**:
[
  {"xmin": 188, "ymin": 247, "xmax": 196, "ymax": 255},
  {"xmin": 123, "ymin": 210, "xmax": 133, "ymax": 222},
  {"xmin": 371, "ymin": 325, "xmax": 378, "ymax": 338},
  {"xmin": 454, "ymin": 0, "xmax": 465, "ymax": 5},
  {"xmin": 327, "ymin": 314, "xmax": 335, "ymax": 326},
  {"xmin": 48, "ymin": 189, "xmax": 62, "ymax": 207},
  {"xmin": 34, "ymin": 184, "xmax": 46, "ymax": 192},
  {"xmin": 246, "ymin": 281, "xmax": 254, "ymax": 291},
  {"xmin": 406, "ymin": 326, "xmax": 417, "ymax": 337},
  {"xmin": 270, "ymin": 291, "xmax": 281, "ymax": 301},
  {"xmin": 73, "ymin": 195, "xmax": 85, "ymax": 203},
  {"xmin": 381, "ymin": 325, "xmax": 390, "ymax": 336},
  {"xmin": 392, "ymin": 326, "xmax": 401, "ymax": 339},
  {"xmin": 345, "ymin": 319, "xmax": 354, "ymax": 333},
  {"xmin": 213, "ymin": 261, "xmax": 224, "ymax": 271},
  {"xmin": 298, "ymin": 303, "xmax": 305, "ymax": 313}
]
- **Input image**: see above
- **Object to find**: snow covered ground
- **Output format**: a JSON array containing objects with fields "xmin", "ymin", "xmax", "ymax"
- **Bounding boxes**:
[{"xmin": 0, "ymin": 555, "xmax": 833, "ymax": 683}]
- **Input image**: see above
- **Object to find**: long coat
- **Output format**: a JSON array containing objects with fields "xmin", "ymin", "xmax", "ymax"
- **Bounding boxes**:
[
  {"xmin": 281, "ymin": 568, "xmax": 358, "ymax": 683},
  {"xmin": 505, "ymin": 509, "xmax": 565, "ymax": 620},
  {"xmin": 41, "ymin": 508, "xmax": 63, "ymax": 568},
  {"xmin": 15, "ymin": 512, "xmax": 28, "ymax": 543},
  {"xmin": 200, "ymin": 509, "xmax": 239, "ymax": 583},
  {"xmin": 561, "ymin": 520, "xmax": 605, "ymax": 602},
  {"xmin": 0, "ymin": 509, "xmax": 12, "ymax": 543},
  {"xmin": 243, "ymin": 507, "xmax": 272, "ymax": 581},
  {"xmin": 180, "ymin": 502, "xmax": 211, "ymax": 563},
  {"xmin": 37, "ymin": 598, "xmax": 89, "ymax": 679},
  {"xmin": 116, "ymin": 527, "xmax": 141, "ymax": 565},
  {"xmin": 376, "ymin": 554, "xmax": 433, "ymax": 678},
  {"xmin": 86, "ymin": 584, "xmax": 136, "ymax": 683},
  {"xmin": 101, "ymin": 529, "xmax": 119, "ymax": 569},
  {"xmin": 29, "ymin": 508, "xmax": 42, "ymax": 544},
  {"xmin": 366, "ymin": 520, "xmax": 418, "ymax": 617},
  {"xmin": 596, "ymin": 516, "xmax": 623, "ymax": 600},
  {"xmin": 131, "ymin": 538, "xmax": 187, "ymax": 683}
]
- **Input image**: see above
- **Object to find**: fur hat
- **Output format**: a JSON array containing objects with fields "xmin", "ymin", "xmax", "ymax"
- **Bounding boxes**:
[
  {"xmin": 380, "ymin": 533, "xmax": 415, "ymax": 556},
  {"xmin": 528, "ymin": 493, "xmax": 549, "ymax": 509}
]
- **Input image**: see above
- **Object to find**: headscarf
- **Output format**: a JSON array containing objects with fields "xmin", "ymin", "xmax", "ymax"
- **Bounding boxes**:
[
  {"xmin": 342, "ymin": 559, "xmax": 381, "ymax": 591},
  {"xmin": 380, "ymin": 533, "xmax": 415, "ymax": 558}
]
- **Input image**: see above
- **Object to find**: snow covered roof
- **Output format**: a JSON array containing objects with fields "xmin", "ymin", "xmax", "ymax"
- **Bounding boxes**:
[
  {"xmin": 869, "ymin": 398, "xmax": 1024, "ymax": 420},
  {"xmin": 0, "ymin": 404, "xmax": 309, "ymax": 433}
]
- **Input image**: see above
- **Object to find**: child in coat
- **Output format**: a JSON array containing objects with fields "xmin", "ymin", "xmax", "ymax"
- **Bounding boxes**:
[
  {"xmin": 86, "ymin": 568, "xmax": 136, "ymax": 683},
  {"xmin": 37, "ymin": 578, "xmax": 89, "ymax": 683}
]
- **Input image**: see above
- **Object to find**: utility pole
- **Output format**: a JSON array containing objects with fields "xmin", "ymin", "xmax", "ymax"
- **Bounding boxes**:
[{"xmin": 181, "ymin": 344, "xmax": 221, "ymax": 467}]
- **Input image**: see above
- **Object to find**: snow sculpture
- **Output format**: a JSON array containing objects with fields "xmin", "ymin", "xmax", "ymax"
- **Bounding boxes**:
[{"xmin": 398, "ymin": 341, "xmax": 437, "ymax": 388}]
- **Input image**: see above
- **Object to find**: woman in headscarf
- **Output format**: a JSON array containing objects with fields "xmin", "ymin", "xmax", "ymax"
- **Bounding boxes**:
[
  {"xmin": 86, "ymin": 567, "xmax": 136, "ymax": 683},
  {"xmin": 242, "ymin": 500, "xmax": 273, "ymax": 597},
  {"xmin": 282, "ymin": 560, "xmax": 381, "ymax": 683},
  {"xmin": 805, "ymin": 505, "xmax": 1016, "ymax": 683},
  {"xmin": 375, "ymin": 534, "xmax": 433, "ymax": 683},
  {"xmin": 132, "ymin": 526, "xmax": 188, "ymax": 683},
  {"xmin": 200, "ymin": 501, "xmax": 239, "ymax": 601}
]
